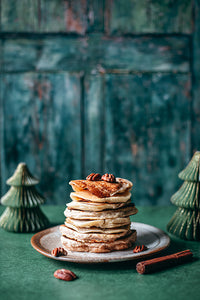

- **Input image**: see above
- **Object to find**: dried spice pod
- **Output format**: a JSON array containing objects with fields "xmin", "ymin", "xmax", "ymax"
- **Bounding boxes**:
[{"xmin": 136, "ymin": 250, "xmax": 193, "ymax": 274}]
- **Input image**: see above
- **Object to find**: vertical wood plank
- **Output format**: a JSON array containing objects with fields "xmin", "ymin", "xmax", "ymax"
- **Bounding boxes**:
[
  {"xmin": 105, "ymin": 0, "xmax": 193, "ymax": 34},
  {"xmin": 104, "ymin": 73, "xmax": 191, "ymax": 205},
  {"xmin": 192, "ymin": 0, "xmax": 200, "ymax": 152},
  {"xmin": 39, "ymin": 0, "xmax": 66, "ymax": 32},
  {"xmin": 87, "ymin": 0, "xmax": 104, "ymax": 32},
  {"xmin": 84, "ymin": 74, "xmax": 104, "ymax": 175},
  {"xmin": 1, "ymin": 0, "xmax": 88, "ymax": 34},
  {"xmin": 1, "ymin": 72, "xmax": 82, "ymax": 204},
  {"xmin": 0, "ymin": 41, "xmax": 4, "ymax": 197},
  {"xmin": 1, "ymin": 0, "xmax": 38, "ymax": 32},
  {"xmin": 39, "ymin": 0, "xmax": 87, "ymax": 34}
]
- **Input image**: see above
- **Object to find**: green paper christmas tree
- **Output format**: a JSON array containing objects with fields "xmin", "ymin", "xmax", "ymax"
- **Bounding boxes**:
[
  {"xmin": 167, "ymin": 151, "xmax": 200, "ymax": 240},
  {"xmin": 0, "ymin": 162, "xmax": 50, "ymax": 232}
]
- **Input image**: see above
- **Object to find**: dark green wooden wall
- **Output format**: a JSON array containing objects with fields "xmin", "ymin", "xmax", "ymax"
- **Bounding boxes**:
[{"xmin": 0, "ymin": 0, "xmax": 199, "ymax": 205}]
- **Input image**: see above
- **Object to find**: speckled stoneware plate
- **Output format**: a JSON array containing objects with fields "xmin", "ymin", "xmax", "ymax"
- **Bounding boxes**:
[{"xmin": 31, "ymin": 222, "xmax": 170, "ymax": 263}]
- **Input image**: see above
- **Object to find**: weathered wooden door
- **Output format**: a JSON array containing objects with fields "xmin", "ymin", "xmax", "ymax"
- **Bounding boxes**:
[{"xmin": 0, "ymin": 0, "xmax": 199, "ymax": 205}]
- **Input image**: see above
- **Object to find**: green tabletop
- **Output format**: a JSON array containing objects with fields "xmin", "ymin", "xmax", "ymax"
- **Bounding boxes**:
[{"xmin": 0, "ymin": 205, "xmax": 200, "ymax": 300}]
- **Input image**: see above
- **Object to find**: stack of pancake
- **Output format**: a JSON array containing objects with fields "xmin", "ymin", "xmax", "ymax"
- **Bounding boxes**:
[{"xmin": 60, "ymin": 175, "xmax": 138, "ymax": 253}]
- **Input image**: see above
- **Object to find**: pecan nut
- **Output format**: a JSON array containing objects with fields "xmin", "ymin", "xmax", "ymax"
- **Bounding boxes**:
[
  {"xmin": 133, "ymin": 245, "xmax": 148, "ymax": 253},
  {"xmin": 101, "ymin": 173, "xmax": 116, "ymax": 183},
  {"xmin": 51, "ymin": 247, "xmax": 68, "ymax": 257},
  {"xmin": 54, "ymin": 269, "xmax": 77, "ymax": 281},
  {"xmin": 86, "ymin": 173, "xmax": 101, "ymax": 181}
]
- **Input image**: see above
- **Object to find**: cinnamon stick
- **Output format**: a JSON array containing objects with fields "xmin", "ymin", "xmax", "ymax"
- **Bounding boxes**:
[{"xmin": 136, "ymin": 249, "xmax": 193, "ymax": 274}]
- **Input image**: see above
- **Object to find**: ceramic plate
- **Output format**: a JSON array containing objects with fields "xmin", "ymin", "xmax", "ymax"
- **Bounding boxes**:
[{"xmin": 31, "ymin": 222, "xmax": 170, "ymax": 263}]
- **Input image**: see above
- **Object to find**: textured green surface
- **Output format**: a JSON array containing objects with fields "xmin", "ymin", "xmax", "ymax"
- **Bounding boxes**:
[{"xmin": 0, "ymin": 205, "xmax": 200, "ymax": 300}]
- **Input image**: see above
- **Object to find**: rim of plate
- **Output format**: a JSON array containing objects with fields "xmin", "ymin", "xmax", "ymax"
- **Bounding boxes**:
[{"xmin": 31, "ymin": 222, "xmax": 170, "ymax": 263}]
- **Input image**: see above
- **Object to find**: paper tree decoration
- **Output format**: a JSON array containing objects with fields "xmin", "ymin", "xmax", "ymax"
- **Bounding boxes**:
[
  {"xmin": 167, "ymin": 151, "xmax": 200, "ymax": 240},
  {"xmin": 0, "ymin": 162, "xmax": 50, "ymax": 232}
]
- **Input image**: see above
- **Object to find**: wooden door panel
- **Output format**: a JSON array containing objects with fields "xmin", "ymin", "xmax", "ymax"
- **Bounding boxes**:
[
  {"xmin": 1, "ymin": 72, "xmax": 82, "ymax": 203},
  {"xmin": 2, "ymin": 36, "xmax": 190, "ymax": 72},
  {"xmin": 105, "ymin": 0, "xmax": 193, "ymax": 34},
  {"xmin": 101, "ymin": 36, "xmax": 190, "ymax": 72},
  {"xmin": 1, "ymin": 0, "xmax": 104, "ymax": 34},
  {"xmin": 104, "ymin": 73, "xmax": 191, "ymax": 204},
  {"xmin": 0, "ymin": 0, "xmax": 197, "ymax": 206},
  {"xmin": 84, "ymin": 74, "xmax": 104, "ymax": 174},
  {"xmin": 1, "ymin": 0, "xmax": 192, "ymax": 34},
  {"xmin": 1, "ymin": 0, "xmax": 38, "ymax": 32},
  {"xmin": 2, "ymin": 38, "xmax": 88, "ymax": 72}
]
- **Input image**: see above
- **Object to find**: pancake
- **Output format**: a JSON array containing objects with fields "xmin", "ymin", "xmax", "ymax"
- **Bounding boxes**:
[
  {"xmin": 61, "ymin": 230, "xmax": 137, "ymax": 253},
  {"xmin": 61, "ymin": 176, "xmax": 137, "ymax": 253},
  {"xmin": 67, "ymin": 199, "xmax": 131, "ymax": 212},
  {"xmin": 69, "ymin": 178, "xmax": 133, "ymax": 198},
  {"xmin": 66, "ymin": 217, "xmax": 131, "ymax": 228},
  {"xmin": 64, "ymin": 204, "xmax": 138, "ymax": 220},
  {"xmin": 65, "ymin": 222, "xmax": 130, "ymax": 233},
  {"xmin": 70, "ymin": 190, "xmax": 131, "ymax": 203},
  {"xmin": 60, "ymin": 224, "xmax": 132, "ymax": 242}
]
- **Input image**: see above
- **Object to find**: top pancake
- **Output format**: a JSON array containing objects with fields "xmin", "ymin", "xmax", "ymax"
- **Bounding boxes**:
[
  {"xmin": 69, "ymin": 177, "xmax": 133, "ymax": 198},
  {"xmin": 70, "ymin": 190, "xmax": 131, "ymax": 203}
]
